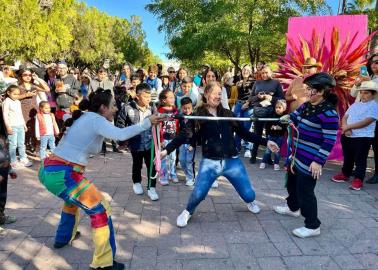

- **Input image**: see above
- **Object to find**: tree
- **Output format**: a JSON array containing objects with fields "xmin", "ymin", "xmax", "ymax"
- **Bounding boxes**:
[
  {"xmin": 0, "ymin": 0, "xmax": 159, "ymax": 68},
  {"xmin": 146, "ymin": 0, "xmax": 329, "ymax": 72}
]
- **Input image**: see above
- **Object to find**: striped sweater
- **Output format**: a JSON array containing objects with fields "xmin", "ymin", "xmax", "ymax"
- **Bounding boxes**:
[{"xmin": 289, "ymin": 101, "xmax": 339, "ymax": 176}]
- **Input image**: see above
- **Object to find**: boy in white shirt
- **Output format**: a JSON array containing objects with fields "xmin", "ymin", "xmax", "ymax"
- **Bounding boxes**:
[{"xmin": 332, "ymin": 81, "xmax": 378, "ymax": 190}]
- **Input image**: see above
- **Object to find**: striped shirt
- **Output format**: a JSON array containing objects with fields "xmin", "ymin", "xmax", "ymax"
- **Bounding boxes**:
[{"xmin": 289, "ymin": 101, "xmax": 339, "ymax": 176}]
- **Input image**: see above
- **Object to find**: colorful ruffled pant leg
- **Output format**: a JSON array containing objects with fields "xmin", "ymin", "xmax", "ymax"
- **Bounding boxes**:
[{"xmin": 39, "ymin": 161, "xmax": 116, "ymax": 269}]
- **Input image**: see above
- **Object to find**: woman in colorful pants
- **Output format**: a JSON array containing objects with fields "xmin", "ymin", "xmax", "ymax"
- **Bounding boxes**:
[{"xmin": 39, "ymin": 90, "xmax": 162, "ymax": 270}]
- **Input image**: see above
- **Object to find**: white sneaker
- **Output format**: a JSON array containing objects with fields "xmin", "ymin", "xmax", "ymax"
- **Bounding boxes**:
[
  {"xmin": 132, "ymin": 183, "xmax": 144, "ymax": 195},
  {"xmin": 20, "ymin": 158, "xmax": 32, "ymax": 167},
  {"xmin": 159, "ymin": 179, "xmax": 169, "ymax": 186},
  {"xmin": 259, "ymin": 163, "xmax": 266, "ymax": 169},
  {"xmin": 177, "ymin": 210, "xmax": 191, "ymax": 227},
  {"xmin": 247, "ymin": 201, "xmax": 261, "ymax": 214},
  {"xmin": 292, "ymin": 227, "xmax": 320, "ymax": 238},
  {"xmin": 274, "ymin": 204, "xmax": 300, "ymax": 217},
  {"xmin": 244, "ymin": 150, "xmax": 251, "ymax": 158},
  {"xmin": 211, "ymin": 180, "xmax": 219, "ymax": 188},
  {"xmin": 274, "ymin": 164, "xmax": 280, "ymax": 171},
  {"xmin": 10, "ymin": 162, "xmax": 18, "ymax": 169},
  {"xmin": 185, "ymin": 180, "xmax": 195, "ymax": 187},
  {"xmin": 147, "ymin": 187, "xmax": 159, "ymax": 201}
]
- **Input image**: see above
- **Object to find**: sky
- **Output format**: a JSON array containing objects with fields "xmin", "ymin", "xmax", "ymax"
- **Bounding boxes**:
[{"xmin": 82, "ymin": 0, "xmax": 340, "ymax": 61}]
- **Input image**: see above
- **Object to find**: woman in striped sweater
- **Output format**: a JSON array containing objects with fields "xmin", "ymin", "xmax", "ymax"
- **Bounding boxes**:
[{"xmin": 274, "ymin": 73, "xmax": 339, "ymax": 238}]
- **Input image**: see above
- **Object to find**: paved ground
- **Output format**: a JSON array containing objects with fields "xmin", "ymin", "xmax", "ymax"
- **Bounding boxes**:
[{"xmin": 1, "ymin": 149, "xmax": 378, "ymax": 270}]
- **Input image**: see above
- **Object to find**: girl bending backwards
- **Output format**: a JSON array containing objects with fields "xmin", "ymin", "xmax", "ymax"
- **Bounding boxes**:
[
  {"xmin": 161, "ymin": 82, "xmax": 279, "ymax": 227},
  {"xmin": 38, "ymin": 89, "xmax": 163, "ymax": 270}
]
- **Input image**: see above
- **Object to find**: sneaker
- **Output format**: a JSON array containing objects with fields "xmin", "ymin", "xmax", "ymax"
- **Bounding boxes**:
[
  {"xmin": 170, "ymin": 178, "xmax": 179, "ymax": 183},
  {"xmin": 211, "ymin": 180, "xmax": 219, "ymax": 188},
  {"xmin": 0, "ymin": 226, "xmax": 4, "ymax": 234},
  {"xmin": 274, "ymin": 164, "xmax": 280, "ymax": 171},
  {"xmin": 90, "ymin": 260, "xmax": 125, "ymax": 270},
  {"xmin": 147, "ymin": 188, "xmax": 159, "ymax": 201},
  {"xmin": 10, "ymin": 162, "xmax": 18, "ymax": 169},
  {"xmin": 331, "ymin": 172, "xmax": 349, "ymax": 183},
  {"xmin": 292, "ymin": 227, "xmax": 320, "ymax": 238},
  {"xmin": 112, "ymin": 147, "xmax": 122, "ymax": 153},
  {"xmin": 159, "ymin": 179, "xmax": 169, "ymax": 186},
  {"xmin": 349, "ymin": 178, "xmax": 363, "ymax": 191},
  {"xmin": 177, "ymin": 209, "xmax": 191, "ymax": 227},
  {"xmin": 247, "ymin": 201, "xmax": 260, "ymax": 214},
  {"xmin": 132, "ymin": 183, "xmax": 144, "ymax": 195},
  {"xmin": 20, "ymin": 158, "xmax": 32, "ymax": 167},
  {"xmin": 366, "ymin": 174, "xmax": 378, "ymax": 184},
  {"xmin": 244, "ymin": 150, "xmax": 251, "ymax": 158},
  {"xmin": 185, "ymin": 180, "xmax": 195, "ymax": 187},
  {"xmin": 274, "ymin": 204, "xmax": 300, "ymax": 217},
  {"xmin": 259, "ymin": 163, "xmax": 266, "ymax": 169},
  {"xmin": 0, "ymin": 215, "xmax": 17, "ymax": 225}
]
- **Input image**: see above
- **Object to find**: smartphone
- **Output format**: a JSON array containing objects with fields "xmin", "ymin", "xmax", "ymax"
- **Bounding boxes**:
[{"xmin": 360, "ymin": 66, "xmax": 368, "ymax": 77}]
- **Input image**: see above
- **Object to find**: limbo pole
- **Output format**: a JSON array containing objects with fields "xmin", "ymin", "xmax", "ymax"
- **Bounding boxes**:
[{"xmin": 178, "ymin": 115, "xmax": 280, "ymax": 122}]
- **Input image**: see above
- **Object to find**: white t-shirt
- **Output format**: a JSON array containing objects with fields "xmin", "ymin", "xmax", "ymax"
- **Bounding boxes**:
[
  {"xmin": 2, "ymin": 97, "xmax": 25, "ymax": 127},
  {"xmin": 346, "ymin": 99, "xmax": 378, "ymax": 138}
]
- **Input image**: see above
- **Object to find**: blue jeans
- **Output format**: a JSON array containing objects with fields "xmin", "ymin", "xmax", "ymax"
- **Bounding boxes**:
[
  {"xmin": 186, "ymin": 157, "xmax": 256, "ymax": 214},
  {"xmin": 8, "ymin": 126, "xmax": 27, "ymax": 163},
  {"xmin": 161, "ymin": 139, "xmax": 178, "ymax": 181},
  {"xmin": 40, "ymin": 135, "xmax": 56, "ymax": 159},
  {"xmin": 262, "ymin": 135, "xmax": 284, "ymax": 164},
  {"xmin": 179, "ymin": 144, "xmax": 195, "ymax": 182},
  {"xmin": 233, "ymin": 101, "xmax": 253, "ymax": 151}
]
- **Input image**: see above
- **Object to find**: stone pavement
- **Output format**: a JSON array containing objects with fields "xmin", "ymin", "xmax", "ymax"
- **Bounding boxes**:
[{"xmin": 1, "ymin": 150, "xmax": 378, "ymax": 270}]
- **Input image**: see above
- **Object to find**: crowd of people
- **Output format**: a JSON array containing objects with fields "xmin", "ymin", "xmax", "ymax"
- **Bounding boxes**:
[{"xmin": 0, "ymin": 54, "xmax": 377, "ymax": 270}]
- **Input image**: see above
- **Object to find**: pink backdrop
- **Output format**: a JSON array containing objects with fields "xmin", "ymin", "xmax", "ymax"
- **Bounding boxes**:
[
  {"xmin": 287, "ymin": 15, "xmax": 368, "ymax": 53},
  {"xmin": 285, "ymin": 15, "xmax": 368, "ymax": 161}
]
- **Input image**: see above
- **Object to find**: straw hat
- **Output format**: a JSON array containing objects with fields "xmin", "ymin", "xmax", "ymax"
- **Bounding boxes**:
[
  {"xmin": 302, "ymin": 57, "xmax": 322, "ymax": 68},
  {"xmin": 351, "ymin": 80, "xmax": 378, "ymax": 103}
]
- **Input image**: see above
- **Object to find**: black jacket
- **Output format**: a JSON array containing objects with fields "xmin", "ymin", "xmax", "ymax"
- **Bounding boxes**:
[
  {"xmin": 165, "ymin": 106, "xmax": 267, "ymax": 159},
  {"xmin": 116, "ymin": 101, "xmax": 153, "ymax": 152}
]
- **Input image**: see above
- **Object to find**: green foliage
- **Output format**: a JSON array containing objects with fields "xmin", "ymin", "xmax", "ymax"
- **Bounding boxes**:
[
  {"xmin": 0, "ymin": 0, "xmax": 160, "ymax": 68},
  {"xmin": 146, "ymin": 0, "xmax": 329, "ymax": 71}
]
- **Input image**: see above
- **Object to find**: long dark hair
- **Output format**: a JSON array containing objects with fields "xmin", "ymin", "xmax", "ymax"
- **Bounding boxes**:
[{"xmin": 367, "ymin": 53, "xmax": 378, "ymax": 76}]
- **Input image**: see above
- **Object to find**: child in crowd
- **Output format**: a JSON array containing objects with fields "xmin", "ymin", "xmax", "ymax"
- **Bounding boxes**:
[
  {"xmin": 163, "ymin": 97, "xmax": 196, "ymax": 186},
  {"xmin": 70, "ymin": 93, "xmax": 83, "ymax": 113},
  {"xmin": 332, "ymin": 81, "xmax": 378, "ymax": 190},
  {"xmin": 2, "ymin": 85, "xmax": 32, "ymax": 168},
  {"xmin": 157, "ymin": 89, "xmax": 179, "ymax": 185},
  {"xmin": 260, "ymin": 99, "xmax": 287, "ymax": 170},
  {"xmin": 35, "ymin": 101, "xmax": 59, "ymax": 160},
  {"xmin": 146, "ymin": 65, "xmax": 163, "ymax": 104},
  {"xmin": 175, "ymin": 76, "xmax": 198, "ymax": 110},
  {"xmin": 116, "ymin": 83, "xmax": 159, "ymax": 201}
]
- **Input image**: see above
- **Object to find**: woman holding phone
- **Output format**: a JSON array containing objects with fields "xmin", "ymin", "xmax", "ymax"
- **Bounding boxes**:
[{"xmin": 17, "ymin": 68, "xmax": 50, "ymax": 153}]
